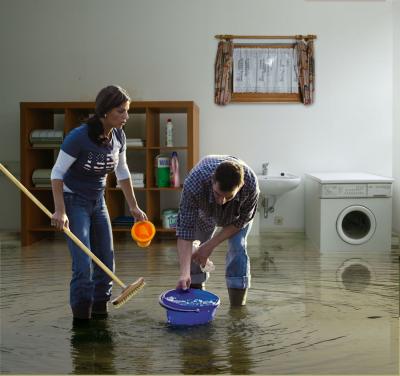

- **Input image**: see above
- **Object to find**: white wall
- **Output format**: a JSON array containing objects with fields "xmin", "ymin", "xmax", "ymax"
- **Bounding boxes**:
[
  {"xmin": 393, "ymin": 0, "xmax": 400, "ymax": 235},
  {"xmin": 0, "ymin": 0, "xmax": 397, "ymax": 233}
]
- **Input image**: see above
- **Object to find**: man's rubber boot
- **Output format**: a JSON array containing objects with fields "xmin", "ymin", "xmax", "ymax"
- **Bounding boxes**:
[{"xmin": 228, "ymin": 288, "xmax": 248, "ymax": 306}]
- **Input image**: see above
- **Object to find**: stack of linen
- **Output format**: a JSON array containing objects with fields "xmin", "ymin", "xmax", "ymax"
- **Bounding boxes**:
[
  {"xmin": 126, "ymin": 138, "xmax": 144, "ymax": 147},
  {"xmin": 30, "ymin": 130, "xmax": 63, "ymax": 148},
  {"xmin": 116, "ymin": 172, "xmax": 145, "ymax": 188},
  {"xmin": 131, "ymin": 172, "xmax": 145, "ymax": 188},
  {"xmin": 32, "ymin": 169, "xmax": 52, "ymax": 187}
]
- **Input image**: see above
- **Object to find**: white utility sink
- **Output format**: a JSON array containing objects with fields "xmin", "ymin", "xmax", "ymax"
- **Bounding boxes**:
[{"xmin": 257, "ymin": 173, "xmax": 301, "ymax": 196}]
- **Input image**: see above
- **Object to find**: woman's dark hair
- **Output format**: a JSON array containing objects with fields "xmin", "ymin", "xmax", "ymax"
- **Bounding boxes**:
[
  {"xmin": 212, "ymin": 161, "xmax": 244, "ymax": 192},
  {"xmin": 87, "ymin": 85, "xmax": 131, "ymax": 145}
]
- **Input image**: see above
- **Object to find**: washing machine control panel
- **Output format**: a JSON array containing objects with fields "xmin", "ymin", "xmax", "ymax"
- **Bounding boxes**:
[
  {"xmin": 367, "ymin": 183, "xmax": 392, "ymax": 197},
  {"xmin": 321, "ymin": 184, "xmax": 366, "ymax": 198},
  {"xmin": 320, "ymin": 183, "xmax": 392, "ymax": 198}
]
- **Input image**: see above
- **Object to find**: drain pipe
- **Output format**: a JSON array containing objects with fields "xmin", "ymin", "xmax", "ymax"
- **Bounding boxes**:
[{"xmin": 261, "ymin": 194, "xmax": 277, "ymax": 218}]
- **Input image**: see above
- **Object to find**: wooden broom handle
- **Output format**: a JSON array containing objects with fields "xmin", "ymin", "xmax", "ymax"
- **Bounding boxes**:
[{"xmin": 0, "ymin": 163, "xmax": 126, "ymax": 288}]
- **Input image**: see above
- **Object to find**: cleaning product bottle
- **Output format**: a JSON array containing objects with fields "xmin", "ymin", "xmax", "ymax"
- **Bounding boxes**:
[
  {"xmin": 165, "ymin": 118, "xmax": 173, "ymax": 147},
  {"xmin": 170, "ymin": 151, "xmax": 180, "ymax": 187},
  {"xmin": 192, "ymin": 240, "xmax": 215, "ymax": 273},
  {"xmin": 155, "ymin": 154, "xmax": 170, "ymax": 187}
]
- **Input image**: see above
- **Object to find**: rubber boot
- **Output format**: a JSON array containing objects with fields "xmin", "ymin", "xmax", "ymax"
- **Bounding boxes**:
[
  {"xmin": 228, "ymin": 288, "xmax": 248, "ymax": 306},
  {"xmin": 92, "ymin": 301, "xmax": 109, "ymax": 319},
  {"xmin": 71, "ymin": 302, "xmax": 92, "ymax": 320},
  {"xmin": 72, "ymin": 317, "xmax": 91, "ymax": 327},
  {"xmin": 190, "ymin": 283, "xmax": 205, "ymax": 290}
]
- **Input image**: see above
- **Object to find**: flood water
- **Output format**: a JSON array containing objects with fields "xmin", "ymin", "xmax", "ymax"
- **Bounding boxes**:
[{"xmin": 1, "ymin": 233, "xmax": 399, "ymax": 374}]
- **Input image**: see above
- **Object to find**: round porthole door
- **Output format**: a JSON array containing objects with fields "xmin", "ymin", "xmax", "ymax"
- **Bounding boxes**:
[{"xmin": 336, "ymin": 205, "xmax": 376, "ymax": 245}]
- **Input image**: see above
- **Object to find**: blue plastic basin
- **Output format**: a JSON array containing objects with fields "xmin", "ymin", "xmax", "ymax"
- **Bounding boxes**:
[{"xmin": 159, "ymin": 289, "xmax": 220, "ymax": 326}]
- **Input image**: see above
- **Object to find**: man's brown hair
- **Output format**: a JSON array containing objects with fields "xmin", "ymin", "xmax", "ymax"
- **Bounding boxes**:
[{"xmin": 213, "ymin": 161, "xmax": 244, "ymax": 192}]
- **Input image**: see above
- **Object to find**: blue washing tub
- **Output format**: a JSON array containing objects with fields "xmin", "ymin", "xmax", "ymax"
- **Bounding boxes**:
[{"xmin": 159, "ymin": 289, "xmax": 220, "ymax": 326}]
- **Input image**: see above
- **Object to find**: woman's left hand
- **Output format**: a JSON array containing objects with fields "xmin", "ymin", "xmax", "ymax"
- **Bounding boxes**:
[{"xmin": 130, "ymin": 206, "xmax": 148, "ymax": 222}]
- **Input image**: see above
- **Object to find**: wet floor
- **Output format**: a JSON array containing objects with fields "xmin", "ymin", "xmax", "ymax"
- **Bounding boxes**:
[{"xmin": 0, "ymin": 232, "xmax": 399, "ymax": 374}]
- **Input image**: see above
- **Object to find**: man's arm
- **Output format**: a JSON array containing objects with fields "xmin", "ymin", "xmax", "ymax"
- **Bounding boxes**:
[
  {"xmin": 191, "ymin": 224, "xmax": 240, "ymax": 267},
  {"xmin": 175, "ymin": 183, "xmax": 198, "ymax": 289},
  {"xmin": 176, "ymin": 238, "xmax": 193, "ymax": 290}
]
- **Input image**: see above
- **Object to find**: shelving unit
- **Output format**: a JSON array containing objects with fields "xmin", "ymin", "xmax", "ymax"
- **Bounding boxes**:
[{"xmin": 20, "ymin": 101, "xmax": 199, "ymax": 246}]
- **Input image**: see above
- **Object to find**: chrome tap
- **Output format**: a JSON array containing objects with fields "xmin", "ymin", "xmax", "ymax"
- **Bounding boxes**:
[{"xmin": 262, "ymin": 162, "xmax": 269, "ymax": 175}]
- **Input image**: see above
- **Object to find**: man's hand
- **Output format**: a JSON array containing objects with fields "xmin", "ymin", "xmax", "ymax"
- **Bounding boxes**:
[
  {"xmin": 192, "ymin": 242, "xmax": 213, "ymax": 268},
  {"xmin": 176, "ymin": 274, "xmax": 191, "ymax": 290}
]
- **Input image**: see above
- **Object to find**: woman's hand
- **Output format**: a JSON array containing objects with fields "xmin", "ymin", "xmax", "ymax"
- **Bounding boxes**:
[
  {"xmin": 51, "ymin": 211, "xmax": 69, "ymax": 231},
  {"xmin": 130, "ymin": 206, "xmax": 148, "ymax": 222}
]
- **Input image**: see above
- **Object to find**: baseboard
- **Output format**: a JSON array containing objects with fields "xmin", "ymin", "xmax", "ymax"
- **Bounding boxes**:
[
  {"xmin": 260, "ymin": 228, "xmax": 304, "ymax": 233},
  {"xmin": 0, "ymin": 231, "xmax": 21, "ymax": 240}
]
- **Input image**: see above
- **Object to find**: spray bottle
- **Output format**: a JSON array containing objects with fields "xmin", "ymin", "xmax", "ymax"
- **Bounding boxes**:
[{"xmin": 165, "ymin": 118, "xmax": 173, "ymax": 147}]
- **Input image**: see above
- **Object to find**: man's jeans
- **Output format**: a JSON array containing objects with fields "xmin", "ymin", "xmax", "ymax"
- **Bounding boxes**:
[
  {"xmin": 64, "ymin": 193, "xmax": 114, "ymax": 317},
  {"xmin": 190, "ymin": 221, "xmax": 252, "ymax": 289}
]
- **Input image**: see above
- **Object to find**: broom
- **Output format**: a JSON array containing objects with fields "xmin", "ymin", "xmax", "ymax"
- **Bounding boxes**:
[{"xmin": 0, "ymin": 163, "xmax": 145, "ymax": 308}]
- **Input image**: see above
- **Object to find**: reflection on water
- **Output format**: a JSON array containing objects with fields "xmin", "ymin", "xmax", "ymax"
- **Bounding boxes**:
[
  {"xmin": 71, "ymin": 319, "xmax": 116, "ymax": 374},
  {"xmin": 226, "ymin": 307, "xmax": 252, "ymax": 374},
  {"xmin": 336, "ymin": 258, "xmax": 373, "ymax": 292},
  {"xmin": 0, "ymin": 233, "xmax": 399, "ymax": 374}
]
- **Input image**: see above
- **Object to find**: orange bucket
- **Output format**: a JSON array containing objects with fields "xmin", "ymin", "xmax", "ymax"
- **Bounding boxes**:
[{"xmin": 131, "ymin": 220, "xmax": 156, "ymax": 247}]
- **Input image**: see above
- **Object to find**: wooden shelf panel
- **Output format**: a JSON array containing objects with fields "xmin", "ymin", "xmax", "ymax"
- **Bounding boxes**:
[
  {"xmin": 107, "ymin": 187, "xmax": 182, "ymax": 191},
  {"xmin": 107, "ymin": 187, "xmax": 146, "ymax": 192},
  {"xmin": 29, "ymin": 227, "xmax": 57, "ymax": 232},
  {"xmin": 125, "ymin": 146, "xmax": 189, "ymax": 151},
  {"xmin": 28, "ymin": 146, "xmax": 61, "ymax": 150},
  {"xmin": 111, "ymin": 226, "xmax": 176, "ymax": 233},
  {"xmin": 20, "ymin": 100, "xmax": 198, "ymax": 246}
]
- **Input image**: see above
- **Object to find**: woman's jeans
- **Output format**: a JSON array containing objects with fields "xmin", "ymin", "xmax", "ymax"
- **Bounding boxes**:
[
  {"xmin": 190, "ymin": 221, "xmax": 253, "ymax": 289},
  {"xmin": 64, "ymin": 193, "xmax": 114, "ymax": 318}
]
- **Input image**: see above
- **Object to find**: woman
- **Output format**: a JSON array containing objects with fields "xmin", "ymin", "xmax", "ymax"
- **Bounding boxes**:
[{"xmin": 51, "ymin": 85, "xmax": 147, "ymax": 321}]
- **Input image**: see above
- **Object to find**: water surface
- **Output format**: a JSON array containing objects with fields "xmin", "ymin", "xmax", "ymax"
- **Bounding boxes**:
[{"xmin": 1, "ymin": 233, "xmax": 399, "ymax": 374}]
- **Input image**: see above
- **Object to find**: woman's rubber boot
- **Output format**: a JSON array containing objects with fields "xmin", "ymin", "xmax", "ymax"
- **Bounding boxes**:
[
  {"xmin": 190, "ymin": 283, "xmax": 205, "ymax": 290},
  {"xmin": 92, "ymin": 301, "xmax": 109, "ymax": 319},
  {"xmin": 228, "ymin": 288, "xmax": 248, "ymax": 306},
  {"xmin": 71, "ymin": 302, "xmax": 92, "ymax": 327},
  {"xmin": 72, "ymin": 302, "xmax": 92, "ymax": 322}
]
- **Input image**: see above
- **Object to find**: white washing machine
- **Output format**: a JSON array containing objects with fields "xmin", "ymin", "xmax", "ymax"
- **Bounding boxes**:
[{"xmin": 305, "ymin": 172, "xmax": 394, "ymax": 252}]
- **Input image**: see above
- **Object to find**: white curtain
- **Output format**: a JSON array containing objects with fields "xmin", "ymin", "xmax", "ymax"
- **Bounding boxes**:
[{"xmin": 233, "ymin": 47, "xmax": 298, "ymax": 93}]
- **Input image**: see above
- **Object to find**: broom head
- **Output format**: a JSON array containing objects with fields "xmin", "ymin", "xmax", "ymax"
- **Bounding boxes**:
[{"xmin": 112, "ymin": 277, "xmax": 145, "ymax": 308}]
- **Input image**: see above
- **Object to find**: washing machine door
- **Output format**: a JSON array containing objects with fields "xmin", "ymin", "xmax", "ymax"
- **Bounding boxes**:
[{"xmin": 336, "ymin": 205, "xmax": 376, "ymax": 245}]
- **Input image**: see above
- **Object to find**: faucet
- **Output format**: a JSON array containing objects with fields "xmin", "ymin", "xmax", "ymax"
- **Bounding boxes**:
[{"xmin": 262, "ymin": 162, "xmax": 269, "ymax": 175}]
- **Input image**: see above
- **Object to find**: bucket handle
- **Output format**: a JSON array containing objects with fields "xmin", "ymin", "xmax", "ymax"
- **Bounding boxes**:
[{"xmin": 159, "ymin": 296, "xmax": 200, "ymax": 313}]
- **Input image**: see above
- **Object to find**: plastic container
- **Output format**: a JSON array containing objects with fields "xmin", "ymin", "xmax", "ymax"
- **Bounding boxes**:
[
  {"xmin": 131, "ymin": 220, "xmax": 156, "ymax": 247},
  {"xmin": 170, "ymin": 151, "xmax": 180, "ymax": 187},
  {"xmin": 155, "ymin": 155, "xmax": 170, "ymax": 187},
  {"xmin": 159, "ymin": 288, "xmax": 220, "ymax": 326},
  {"xmin": 166, "ymin": 118, "xmax": 173, "ymax": 147},
  {"xmin": 162, "ymin": 209, "xmax": 178, "ymax": 229}
]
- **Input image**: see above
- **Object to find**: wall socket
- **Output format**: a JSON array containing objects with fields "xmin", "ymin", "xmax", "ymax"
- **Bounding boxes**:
[{"xmin": 274, "ymin": 215, "xmax": 284, "ymax": 225}]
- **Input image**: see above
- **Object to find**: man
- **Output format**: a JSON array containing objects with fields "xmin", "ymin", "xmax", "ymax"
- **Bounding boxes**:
[{"xmin": 176, "ymin": 155, "xmax": 259, "ymax": 306}]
